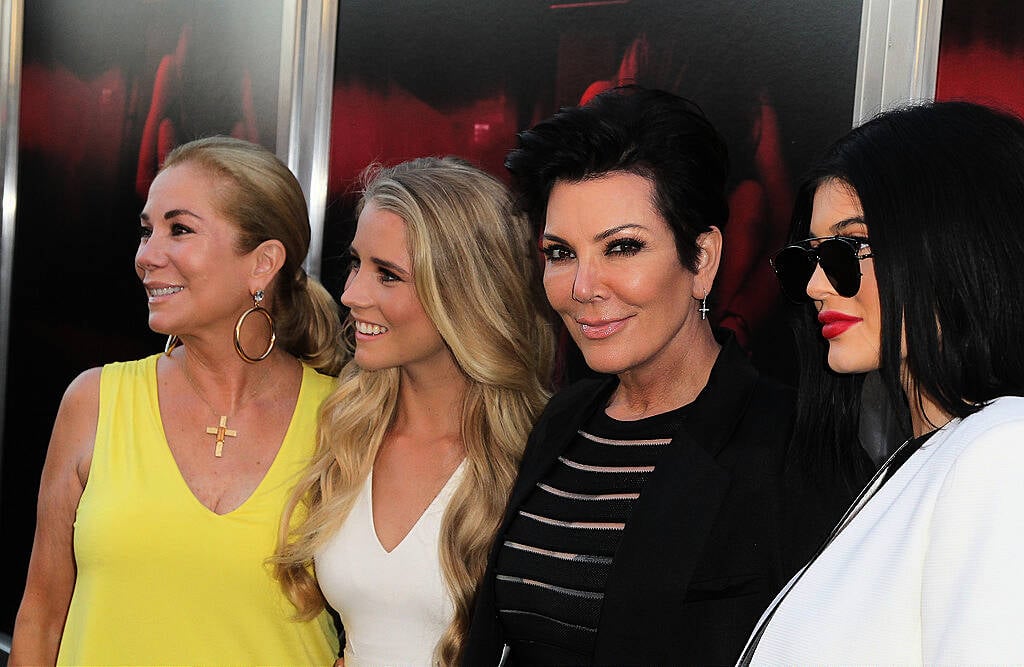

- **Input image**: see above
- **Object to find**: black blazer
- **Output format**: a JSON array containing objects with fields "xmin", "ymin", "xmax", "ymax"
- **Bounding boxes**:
[{"xmin": 464, "ymin": 336, "xmax": 849, "ymax": 665}]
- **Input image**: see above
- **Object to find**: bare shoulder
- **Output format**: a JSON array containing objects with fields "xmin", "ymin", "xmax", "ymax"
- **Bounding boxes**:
[
  {"xmin": 63, "ymin": 367, "xmax": 102, "ymax": 403},
  {"xmin": 47, "ymin": 367, "xmax": 103, "ymax": 484},
  {"xmin": 57, "ymin": 368, "xmax": 102, "ymax": 435}
]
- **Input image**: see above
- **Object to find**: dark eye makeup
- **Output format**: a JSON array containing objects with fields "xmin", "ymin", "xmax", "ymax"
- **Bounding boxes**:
[{"xmin": 605, "ymin": 237, "xmax": 645, "ymax": 256}]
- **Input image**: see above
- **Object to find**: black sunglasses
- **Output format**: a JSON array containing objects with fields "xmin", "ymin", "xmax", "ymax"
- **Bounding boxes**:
[{"xmin": 770, "ymin": 236, "xmax": 873, "ymax": 303}]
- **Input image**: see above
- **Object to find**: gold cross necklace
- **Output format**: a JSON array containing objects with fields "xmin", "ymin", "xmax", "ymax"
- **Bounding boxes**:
[{"xmin": 180, "ymin": 360, "xmax": 271, "ymax": 458}]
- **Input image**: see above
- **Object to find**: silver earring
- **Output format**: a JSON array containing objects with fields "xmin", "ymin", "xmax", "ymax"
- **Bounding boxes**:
[{"xmin": 699, "ymin": 289, "xmax": 710, "ymax": 321}]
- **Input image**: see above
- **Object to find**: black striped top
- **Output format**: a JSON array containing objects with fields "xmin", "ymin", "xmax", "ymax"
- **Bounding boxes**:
[{"xmin": 493, "ymin": 404, "xmax": 686, "ymax": 664}]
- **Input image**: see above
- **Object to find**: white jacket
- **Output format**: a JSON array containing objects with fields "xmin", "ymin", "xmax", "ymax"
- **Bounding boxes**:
[{"xmin": 745, "ymin": 395, "xmax": 1024, "ymax": 664}]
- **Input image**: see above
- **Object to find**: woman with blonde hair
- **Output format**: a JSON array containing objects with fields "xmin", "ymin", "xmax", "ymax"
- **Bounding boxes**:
[
  {"xmin": 11, "ymin": 136, "xmax": 345, "ymax": 665},
  {"xmin": 275, "ymin": 156, "xmax": 553, "ymax": 666}
]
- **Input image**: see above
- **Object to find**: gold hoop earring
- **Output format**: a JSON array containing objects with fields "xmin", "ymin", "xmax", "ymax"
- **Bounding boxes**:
[
  {"xmin": 234, "ymin": 290, "xmax": 276, "ymax": 363},
  {"xmin": 164, "ymin": 335, "xmax": 181, "ymax": 356}
]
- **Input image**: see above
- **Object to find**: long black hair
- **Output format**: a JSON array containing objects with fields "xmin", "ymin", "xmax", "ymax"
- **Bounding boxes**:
[{"xmin": 790, "ymin": 101, "xmax": 1024, "ymax": 485}]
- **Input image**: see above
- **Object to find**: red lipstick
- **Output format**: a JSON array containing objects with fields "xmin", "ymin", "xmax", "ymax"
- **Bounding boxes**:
[{"xmin": 818, "ymin": 310, "xmax": 862, "ymax": 339}]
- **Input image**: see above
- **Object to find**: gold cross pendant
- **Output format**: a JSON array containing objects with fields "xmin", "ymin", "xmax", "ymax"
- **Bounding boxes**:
[{"xmin": 206, "ymin": 415, "xmax": 238, "ymax": 457}]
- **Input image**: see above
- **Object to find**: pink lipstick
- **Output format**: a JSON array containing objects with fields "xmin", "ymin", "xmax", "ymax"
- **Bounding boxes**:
[{"xmin": 576, "ymin": 316, "xmax": 630, "ymax": 340}]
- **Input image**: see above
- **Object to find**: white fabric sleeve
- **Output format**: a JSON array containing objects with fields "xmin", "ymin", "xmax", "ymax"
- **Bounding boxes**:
[{"xmin": 921, "ymin": 418, "xmax": 1024, "ymax": 663}]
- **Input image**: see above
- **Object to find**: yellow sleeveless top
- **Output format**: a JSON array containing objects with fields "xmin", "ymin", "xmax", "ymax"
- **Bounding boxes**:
[{"xmin": 58, "ymin": 354, "xmax": 339, "ymax": 666}]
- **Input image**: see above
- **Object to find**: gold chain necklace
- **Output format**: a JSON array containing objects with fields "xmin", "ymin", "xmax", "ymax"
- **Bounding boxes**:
[{"xmin": 180, "ymin": 361, "xmax": 272, "ymax": 458}]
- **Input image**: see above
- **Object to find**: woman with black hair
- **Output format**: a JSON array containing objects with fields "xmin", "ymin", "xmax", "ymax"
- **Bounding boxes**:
[
  {"xmin": 741, "ymin": 101, "xmax": 1024, "ymax": 663},
  {"xmin": 464, "ymin": 86, "xmax": 852, "ymax": 665}
]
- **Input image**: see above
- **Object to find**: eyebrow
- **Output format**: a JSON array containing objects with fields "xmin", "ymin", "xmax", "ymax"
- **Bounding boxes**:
[
  {"xmin": 542, "ymin": 223, "xmax": 648, "ymax": 245},
  {"xmin": 595, "ymin": 223, "xmax": 647, "ymax": 241},
  {"xmin": 348, "ymin": 246, "xmax": 411, "ymax": 277},
  {"xmin": 831, "ymin": 216, "xmax": 867, "ymax": 234},
  {"xmin": 139, "ymin": 208, "xmax": 204, "ymax": 222}
]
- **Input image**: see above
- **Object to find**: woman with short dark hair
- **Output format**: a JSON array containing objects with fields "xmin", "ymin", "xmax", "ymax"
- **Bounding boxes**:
[
  {"xmin": 465, "ymin": 87, "xmax": 852, "ymax": 665},
  {"xmin": 742, "ymin": 101, "xmax": 1024, "ymax": 663}
]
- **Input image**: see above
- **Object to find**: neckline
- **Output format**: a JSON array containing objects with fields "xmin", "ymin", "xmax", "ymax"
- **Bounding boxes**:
[
  {"xmin": 368, "ymin": 459, "xmax": 466, "ymax": 555},
  {"xmin": 150, "ymin": 354, "xmax": 309, "ymax": 517},
  {"xmin": 596, "ymin": 402, "xmax": 690, "ymax": 433}
]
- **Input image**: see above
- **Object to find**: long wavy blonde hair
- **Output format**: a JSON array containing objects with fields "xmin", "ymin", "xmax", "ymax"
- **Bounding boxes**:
[{"xmin": 274, "ymin": 157, "xmax": 553, "ymax": 664}]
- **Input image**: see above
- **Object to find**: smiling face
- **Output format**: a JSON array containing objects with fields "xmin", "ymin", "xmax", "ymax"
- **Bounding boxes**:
[
  {"xmin": 340, "ymin": 202, "xmax": 452, "ymax": 376},
  {"xmin": 806, "ymin": 179, "xmax": 882, "ymax": 374},
  {"xmin": 541, "ymin": 171, "xmax": 714, "ymax": 377},
  {"xmin": 136, "ymin": 163, "xmax": 257, "ymax": 337}
]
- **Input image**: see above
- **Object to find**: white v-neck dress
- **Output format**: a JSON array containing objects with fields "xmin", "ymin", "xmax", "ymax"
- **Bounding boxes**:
[{"xmin": 315, "ymin": 462, "xmax": 466, "ymax": 667}]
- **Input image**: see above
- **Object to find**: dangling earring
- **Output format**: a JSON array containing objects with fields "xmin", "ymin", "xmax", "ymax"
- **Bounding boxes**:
[
  {"xmin": 699, "ymin": 288, "xmax": 710, "ymax": 321},
  {"xmin": 164, "ymin": 335, "xmax": 181, "ymax": 356},
  {"xmin": 234, "ymin": 290, "xmax": 277, "ymax": 363}
]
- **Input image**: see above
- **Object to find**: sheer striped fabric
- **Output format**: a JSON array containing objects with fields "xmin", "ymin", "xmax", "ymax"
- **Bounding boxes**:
[{"xmin": 493, "ymin": 406, "xmax": 685, "ymax": 663}]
